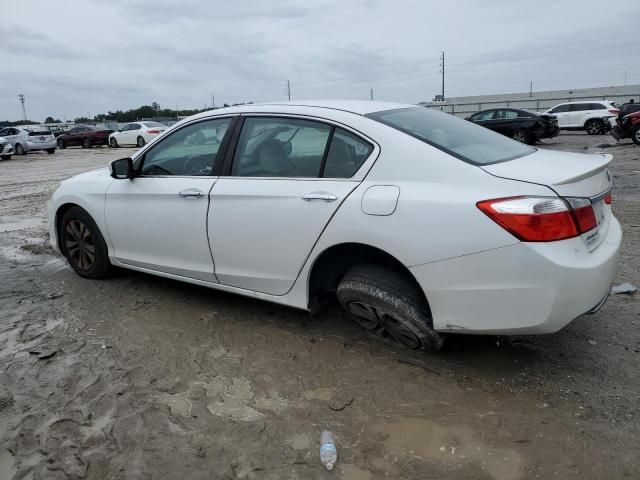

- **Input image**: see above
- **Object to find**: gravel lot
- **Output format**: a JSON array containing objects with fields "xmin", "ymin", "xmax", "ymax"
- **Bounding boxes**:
[{"xmin": 0, "ymin": 134, "xmax": 638, "ymax": 480}]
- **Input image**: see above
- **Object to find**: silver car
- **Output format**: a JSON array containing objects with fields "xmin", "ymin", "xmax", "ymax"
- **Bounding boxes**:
[
  {"xmin": 0, "ymin": 127, "xmax": 57, "ymax": 155},
  {"xmin": 0, "ymin": 136, "xmax": 14, "ymax": 160}
]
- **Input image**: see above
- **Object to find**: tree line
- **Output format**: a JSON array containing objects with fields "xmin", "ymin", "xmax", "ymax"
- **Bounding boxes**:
[{"xmin": 0, "ymin": 102, "xmax": 252, "ymax": 127}]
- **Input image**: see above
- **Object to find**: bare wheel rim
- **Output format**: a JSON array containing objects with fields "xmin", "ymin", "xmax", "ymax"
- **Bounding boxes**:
[
  {"xmin": 634, "ymin": 129, "xmax": 640, "ymax": 142},
  {"xmin": 64, "ymin": 219, "xmax": 96, "ymax": 271},
  {"xmin": 347, "ymin": 301, "xmax": 423, "ymax": 349},
  {"xmin": 513, "ymin": 131, "xmax": 526, "ymax": 142}
]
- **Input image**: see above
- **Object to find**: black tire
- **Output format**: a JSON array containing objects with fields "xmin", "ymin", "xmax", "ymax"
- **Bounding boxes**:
[
  {"xmin": 82, "ymin": 138, "xmax": 92, "ymax": 148},
  {"xmin": 337, "ymin": 264, "xmax": 444, "ymax": 352},
  {"xmin": 1, "ymin": 155, "xmax": 10, "ymax": 161},
  {"xmin": 585, "ymin": 119, "xmax": 604, "ymax": 135},
  {"xmin": 57, "ymin": 139, "xmax": 66, "ymax": 149},
  {"xmin": 46, "ymin": 148, "xmax": 55, "ymax": 154},
  {"xmin": 109, "ymin": 137, "xmax": 118, "ymax": 148},
  {"xmin": 60, "ymin": 207, "xmax": 111, "ymax": 279},
  {"xmin": 15, "ymin": 143, "xmax": 25, "ymax": 155},
  {"xmin": 511, "ymin": 129, "xmax": 529, "ymax": 143},
  {"xmin": 632, "ymin": 125, "xmax": 640, "ymax": 146},
  {"xmin": 136, "ymin": 136, "xmax": 145, "ymax": 147}
]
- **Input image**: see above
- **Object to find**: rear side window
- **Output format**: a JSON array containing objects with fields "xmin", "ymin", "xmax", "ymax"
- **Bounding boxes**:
[
  {"xmin": 367, "ymin": 107, "xmax": 534, "ymax": 165},
  {"xmin": 323, "ymin": 128, "xmax": 373, "ymax": 178},
  {"xmin": 495, "ymin": 110, "xmax": 518, "ymax": 119},
  {"xmin": 569, "ymin": 103, "xmax": 590, "ymax": 112},
  {"xmin": 28, "ymin": 131, "xmax": 51, "ymax": 136},
  {"xmin": 232, "ymin": 117, "xmax": 331, "ymax": 177},
  {"xmin": 471, "ymin": 110, "xmax": 495, "ymax": 121},
  {"xmin": 589, "ymin": 103, "xmax": 606, "ymax": 110}
]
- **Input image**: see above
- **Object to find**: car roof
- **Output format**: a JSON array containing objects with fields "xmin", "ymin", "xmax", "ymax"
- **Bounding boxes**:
[
  {"xmin": 188, "ymin": 100, "xmax": 416, "ymax": 121},
  {"xmin": 552, "ymin": 100, "xmax": 612, "ymax": 106}
]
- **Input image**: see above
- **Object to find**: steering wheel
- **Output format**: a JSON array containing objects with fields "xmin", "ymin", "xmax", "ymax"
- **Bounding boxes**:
[{"xmin": 183, "ymin": 156, "xmax": 211, "ymax": 175}]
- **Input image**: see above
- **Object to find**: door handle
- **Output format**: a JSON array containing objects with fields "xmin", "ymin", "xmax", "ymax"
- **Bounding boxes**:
[
  {"xmin": 302, "ymin": 192, "xmax": 338, "ymax": 202},
  {"xmin": 179, "ymin": 189, "xmax": 205, "ymax": 198}
]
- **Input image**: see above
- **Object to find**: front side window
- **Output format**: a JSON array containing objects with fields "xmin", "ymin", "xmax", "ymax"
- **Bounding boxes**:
[
  {"xmin": 471, "ymin": 111, "xmax": 495, "ymax": 121},
  {"xmin": 232, "ymin": 117, "xmax": 331, "ymax": 177},
  {"xmin": 139, "ymin": 118, "xmax": 231, "ymax": 176},
  {"xmin": 367, "ymin": 107, "xmax": 534, "ymax": 165}
]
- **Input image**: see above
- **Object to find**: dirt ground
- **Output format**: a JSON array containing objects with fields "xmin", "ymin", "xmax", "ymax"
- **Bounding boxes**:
[{"xmin": 0, "ymin": 133, "xmax": 638, "ymax": 480}]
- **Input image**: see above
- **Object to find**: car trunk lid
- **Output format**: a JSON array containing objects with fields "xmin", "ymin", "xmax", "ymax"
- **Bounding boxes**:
[{"xmin": 482, "ymin": 149, "xmax": 613, "ymax": 251}]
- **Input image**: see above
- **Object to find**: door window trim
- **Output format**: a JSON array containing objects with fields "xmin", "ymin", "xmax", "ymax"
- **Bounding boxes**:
[
  {"xmin": 219, "ymin": 113, "xmax": 378, "ymax": 181},
  {"xmin": 132, "ymin": 115, "xmax": 239, "ymax": 178}
]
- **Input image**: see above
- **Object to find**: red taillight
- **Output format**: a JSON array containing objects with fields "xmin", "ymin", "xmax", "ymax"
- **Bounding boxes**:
[
  {"xmin": 477, "ymin": 196, "xmax": 597, "ymax": 242},
  {"xmin": 608, "ymin": 108, "xmax": 620, "ymax": 114},
  {"xmin": 147, "ymin": 129, "xmax": 160, "ymax": 134},
  {"xmin": 604, "ymin": 192, "xmax": 612, "ymax": 205}
]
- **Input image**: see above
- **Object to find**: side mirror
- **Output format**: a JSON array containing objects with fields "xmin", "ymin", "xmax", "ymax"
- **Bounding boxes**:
[{"xmin": 110, "ymin": 157, "xmax": 134, "ymax": 179}]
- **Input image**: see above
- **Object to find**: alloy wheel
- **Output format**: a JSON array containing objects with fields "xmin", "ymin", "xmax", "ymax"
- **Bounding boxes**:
[
  {"xmin": 512, "ymin": 131, "xmax": 527, "ymax": 143},
  {"xmin": 64, "ymin": 219, "xmax": 96, "ymax": 271},
  {"xmin": 347, "ymin": 301, "xmax": 422, "ymax": 349},
  {"xmin": 586, "ymin": 121, "xmax": 602, "ymax": 135}
]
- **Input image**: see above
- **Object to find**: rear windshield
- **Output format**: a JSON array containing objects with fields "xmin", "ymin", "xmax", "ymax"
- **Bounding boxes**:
[
  {"xmin": 366, "ymin": 107, "xmax": 535, "ymax": 165},
  {"xmin": 142, "ymin": 122, "xmax": 165, "ymax": 128},
  {"xmin": 28, "ymin": 131, "xmax": 52, "ymax": 136}
]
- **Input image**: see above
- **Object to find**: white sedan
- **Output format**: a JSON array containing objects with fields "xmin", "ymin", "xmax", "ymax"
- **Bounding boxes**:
[
  {"xmin": 108, "ymin": 121, "xmax": 168, "ymax": 148},
  {"xmin": 47, "ymin": 101, "xmax": 621, "ymax": 351}
]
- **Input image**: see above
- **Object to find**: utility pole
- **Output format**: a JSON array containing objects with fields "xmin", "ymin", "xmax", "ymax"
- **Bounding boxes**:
[
  {"xmin": 285, "ymin": 80, "xmax": 291, "ymax": 101},
  {"xmin": 211, "ymin": 94, "xmax": 216, "ymax": 109},
  {"xmin": 529, "ymin": 80, "xmax": 533, "ymax": 98},
  {"xmin": 370, "ymin": 88, "xmax": 374, "ymax": 100},
  {"xmin": 439, "ymin": 52, "xmax": 445, "ymax": 101},
  {"xmin": 18, "ymin": 94, "xmax": 27, "ymax": 121},
  {"xmin": 624, "ymin": 70, "xmax": 628, "ymax": 86}
]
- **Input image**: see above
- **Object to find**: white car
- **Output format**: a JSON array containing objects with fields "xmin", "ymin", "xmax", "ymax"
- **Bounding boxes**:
[
  {"xmin": 0, "ymin": 136, "xmax": 14, "ymax": 160},
  {"xmin": 0, "ymin": 127, "xmax": 57, "ymax": 155},
  {"xmin": 545, "ymin": 101, "xmax": 619, "ymax": 135},
  {"xmin": 108, "ymin": 121, "xmax": 168, "ymax": 148},
  {"xmin": 47, "ymin": 101, "xmax": 621, "ymax": 351}
]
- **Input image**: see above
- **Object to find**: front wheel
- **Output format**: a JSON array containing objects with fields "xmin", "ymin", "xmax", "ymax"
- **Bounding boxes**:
[
  {"xmin": 109, "ymin": 137, "xmax": 118, "ymax": 148},
  {"xmin": 15, "ymin": 144, "xmax": 25, "ymax": 155},
  {"xmin": 337, "ymin": 264, "xmax": 444, "ymax": 352},
  {"xmin": 46, "ymin": 148, "xmax": 55, "ymax": 154},
  {"xmin": 136, "ymin": 136, "xmax": 145, "ymax": 147},
  {"xmin": 632, "ymin": 125, "xmax": 640, "ymax": 145},
  {"xmin": 585, "ymin": 119, "xmax": 604, "ymax": 135},
  {"xmin": 82, "ymin": 138, "xmax": 92, "ymax": 148},
  {"xmin": 60, "ymin": 207, "xmax": 111, "ymax": 279},
  {"xmin": 57, "ymin": 139, "xmax": 66, "ymax": 149}
]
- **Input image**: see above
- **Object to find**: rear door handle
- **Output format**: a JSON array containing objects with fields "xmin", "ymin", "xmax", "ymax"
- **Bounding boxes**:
[
  {"xmin": 179, "ymin": 189, "xmax": 205, "ymax": 199},
  {"xmin": 302, "ymin": 192, "xmax": 338, "ymax": 202}
]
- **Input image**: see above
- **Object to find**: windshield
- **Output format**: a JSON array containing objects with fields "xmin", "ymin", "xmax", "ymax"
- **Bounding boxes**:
[{"xmin": 366, "ymin": 107, "xmax": 535, "ymax": 165}]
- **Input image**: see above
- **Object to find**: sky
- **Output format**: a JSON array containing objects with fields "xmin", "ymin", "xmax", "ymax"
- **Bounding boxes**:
[{"xmin": 1, "ymin": 0, "xmax": 638, "ymax": 122}]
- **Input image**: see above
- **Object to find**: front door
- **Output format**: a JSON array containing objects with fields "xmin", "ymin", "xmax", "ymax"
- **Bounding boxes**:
[
  {"xmin": 105, "ymin": 116, "xmax": 234, "ymax": 281},
  {"xmin": 209, "ymin": 116, "xmax": 374, "ymax": 295}
]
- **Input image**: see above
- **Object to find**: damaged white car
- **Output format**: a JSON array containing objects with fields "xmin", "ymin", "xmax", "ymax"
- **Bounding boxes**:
[
  {"xmin": 47, "ymin": 101, "xmax": 621, "ymax": 351},
  {"xmin": 0, "ymin": 136, "xmax": 14, "ymax": 160}
]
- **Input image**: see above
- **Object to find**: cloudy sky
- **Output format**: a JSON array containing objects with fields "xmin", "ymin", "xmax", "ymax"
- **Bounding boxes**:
[{"xmin": 2, "ymin": 0, "xmax": 638, "ymax": 122}]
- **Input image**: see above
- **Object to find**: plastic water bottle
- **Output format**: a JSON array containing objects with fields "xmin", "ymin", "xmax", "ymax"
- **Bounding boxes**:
[{"xmin": 320, "ymin": 431, "xmax": 337, "ymax": 471}]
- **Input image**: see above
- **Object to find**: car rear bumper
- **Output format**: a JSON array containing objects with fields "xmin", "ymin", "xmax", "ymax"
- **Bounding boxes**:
[
  {"xmin": 410, "ymin": 216, "xmax": 622, "ymax": 334},
  {"xmin": 26, "ymin": 140, "xmax": 57, "ymax": 150}
]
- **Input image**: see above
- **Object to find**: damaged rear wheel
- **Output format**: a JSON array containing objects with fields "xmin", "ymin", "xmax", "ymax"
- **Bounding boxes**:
[{"xmin": 337, "ymin": 264, "xmax": 444, "ymax": 352}]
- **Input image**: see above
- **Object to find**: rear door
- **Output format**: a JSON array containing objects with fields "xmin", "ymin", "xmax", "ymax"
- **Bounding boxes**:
[
  {"xmin": 491, "ymin": 109, "xmax": 520, "ymax": 136},
  {"xmin": 208, "ymin": 116, "xmax": 375, "ymax": 295},
  {"xmin": 105, "ymin": 117, "xmax": 235, "ymax": 281},
  {"xmin": 468, "ymin": 110, "xmax": 497, "ymax": 130}
]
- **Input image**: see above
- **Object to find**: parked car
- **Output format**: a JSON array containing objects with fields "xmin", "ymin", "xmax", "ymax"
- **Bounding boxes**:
[
  {"xmin": 545, "ymin": 101, "xmax": 619, "ymax": 135},
  {"xmin": 47, "ymin": 101, "xmax": 621, "ymax": 352},
  {"xmin": 56, "ymin": 125, "xmax": 114, "ymax": 149},
  {"xmin": 0, "ymin": 136, "xmax": 14, "ymax": 160},
  {"xmin": 466, "ymin": 108, "xmax": 559, "ymax": 144},
  {"xmin": 0, "ymin": 127, "xmax": 57, "ymax": 155},
  {"xmin": 108, "ymin": 121, "xmax": 169, "ymax": 148},
  {"xmin": 610, "ymin": 110, "xmax": 640, "ymax": 145}
]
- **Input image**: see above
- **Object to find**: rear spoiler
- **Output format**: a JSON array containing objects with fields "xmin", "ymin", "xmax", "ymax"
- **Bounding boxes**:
[{"xmin": 554, "ymin": 154, "xmax": 612, "ymax": 186}]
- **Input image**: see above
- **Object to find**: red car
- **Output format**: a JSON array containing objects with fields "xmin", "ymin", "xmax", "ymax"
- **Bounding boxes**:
[
  {"xmin": 611, "ymin": 111, "xmax": 640, "ymax": 145},
  {"xmin": 56, "ymin": 125, "xmax": 114, "ymax": 149}
]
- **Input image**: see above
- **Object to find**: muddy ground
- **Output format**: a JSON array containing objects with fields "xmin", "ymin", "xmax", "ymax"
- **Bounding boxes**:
[{"xmin": 0, "ymin": 134, "xmax": 638, "ymax": 480}]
